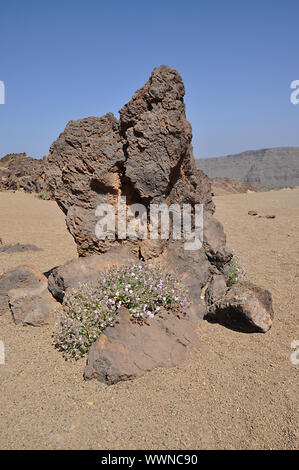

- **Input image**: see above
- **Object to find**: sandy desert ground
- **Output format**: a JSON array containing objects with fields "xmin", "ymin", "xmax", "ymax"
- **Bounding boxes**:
[{"xmin": 0, "ymin": 189, "xmax": 298, "ymax": 450}]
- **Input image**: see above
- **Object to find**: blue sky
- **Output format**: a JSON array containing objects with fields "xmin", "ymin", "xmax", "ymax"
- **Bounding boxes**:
[{"xmin": 0, "ymin": 0, "xmax": 298, "ymax": 159}]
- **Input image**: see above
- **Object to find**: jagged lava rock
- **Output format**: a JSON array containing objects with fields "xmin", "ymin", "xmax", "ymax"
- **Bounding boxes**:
[
  {"xmin": 46, "ymin": 113, "xmax": 125, "ymax": 255},
  {"xmin": 45, "ymin": 65, "xmax": 231, "ymax": 304},
  {"xmin": 118, "ymin": 65, "xmax": 212, "ymax": 207}
]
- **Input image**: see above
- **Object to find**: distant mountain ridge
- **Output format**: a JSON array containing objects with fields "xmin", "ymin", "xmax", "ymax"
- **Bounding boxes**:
[{"xmin": 196, "ymin": 147, "xmax": 299, "ymax": 189}]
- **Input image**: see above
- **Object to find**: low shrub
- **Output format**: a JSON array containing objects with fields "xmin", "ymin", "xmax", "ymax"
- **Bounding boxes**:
[
  {"xmin": 54, "ymin": 262, "xmax": 190, "ymax": 359},
  {"xmin": 227, "ymin": 256, "xmax": 246, "ymax": 287},
  {"xmin": 37, "ymin": 192, "xmax": 50, "ymax": 200}
]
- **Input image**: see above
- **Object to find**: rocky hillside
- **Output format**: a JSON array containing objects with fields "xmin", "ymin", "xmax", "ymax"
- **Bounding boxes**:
[
  {"xmin": 210, "ymin": 177, "xmax": 264, "ymax": 196},
  {"xmin": 196, "ymin": 147, "xmax": 299, "ymax": 189},
  {"xmin": 0, "ymin": 152, "xmax": 47, "ymax": 193}
]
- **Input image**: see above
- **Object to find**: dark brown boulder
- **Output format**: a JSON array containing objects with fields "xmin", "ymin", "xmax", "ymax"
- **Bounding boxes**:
[
  {"xmin": 46, "ymin": 66, "xmax": 217, "ymax": 253},
  {"xmin": 84, "ymin": 306, "xmax": 202, "ymax": 385},
  {"xmin": 205, "ymin": 281, "xmax": 274, "ymax": 333}
]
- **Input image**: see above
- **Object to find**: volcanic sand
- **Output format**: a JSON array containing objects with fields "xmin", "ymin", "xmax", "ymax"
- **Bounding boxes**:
[{"xmin": 0, "ymin": 189, "xmax": 298, "ymax": 449}]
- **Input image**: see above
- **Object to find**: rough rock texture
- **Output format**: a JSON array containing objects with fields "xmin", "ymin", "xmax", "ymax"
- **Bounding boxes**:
[
  {"xmin": 45, "ymin": 65, "xmax": 231, "ymax": 306},
  {"xmin": 46, "ymin": 113, "xmax": 126, "ymax": 255},
  {"xmin": 84, "ymin": 306, "xmax": 201, "ymax": 385},
  {"xmin": 0, "ymin": 265, "xmax": 59, "ymax": 324},
  {"xmin": 206, "ymin": 282, "xmax": 274, "ymax": 333},
  {"xmin": 0, "ymin": 153, "xmax": 48, "ymax": 193},
  {"xmin": 48, "ymin": 246, "xmax": 135, "ymax": 301}
]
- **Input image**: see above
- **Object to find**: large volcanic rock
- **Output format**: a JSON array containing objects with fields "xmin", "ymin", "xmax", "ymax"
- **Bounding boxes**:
[
  {"xmin": 45, "ymin": 65, "xmax": 232, "ymax": 316},
  {"xmin": 43, "ymin": 66, "xmax": 274, "ymax": 383}
]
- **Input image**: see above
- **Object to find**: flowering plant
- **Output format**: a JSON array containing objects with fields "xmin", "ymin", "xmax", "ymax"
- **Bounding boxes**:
[
  {"xmin": 54, "ymin": 262, "xmax": 190, "ymax": 359},
  {"xmin": 227, "ymin": 255, "xmax": 246, "ymax": 287}
]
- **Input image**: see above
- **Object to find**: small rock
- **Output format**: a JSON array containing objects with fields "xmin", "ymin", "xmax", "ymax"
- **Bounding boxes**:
[
  {"xmin": 206, "ymin": 281, "xmax": 274, "ymax": 333},
  {"xmin": 84, "ymin": 306, "xmax": 201, "ymax": 385},
  {"xmin": 0, "ymin": 265, "xmax": 46, "ymax": 316},
  {"xmin": 257, "ymin": 214, "xmax": 276, "ymax": 219},
  {"xmin": 0, "ymin": 243, "xmax": 42, "ymax": 254},
  {"xmin": 248, "ymin": 211, "xmax": 258, "ymax": 216},
  {"xmin": 0, "ymin": 265, "xmax": 59, "ymax": 324},
  {"xmin": 8, "ymin": 282, "xmax": 59, "ymax": 326}
]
